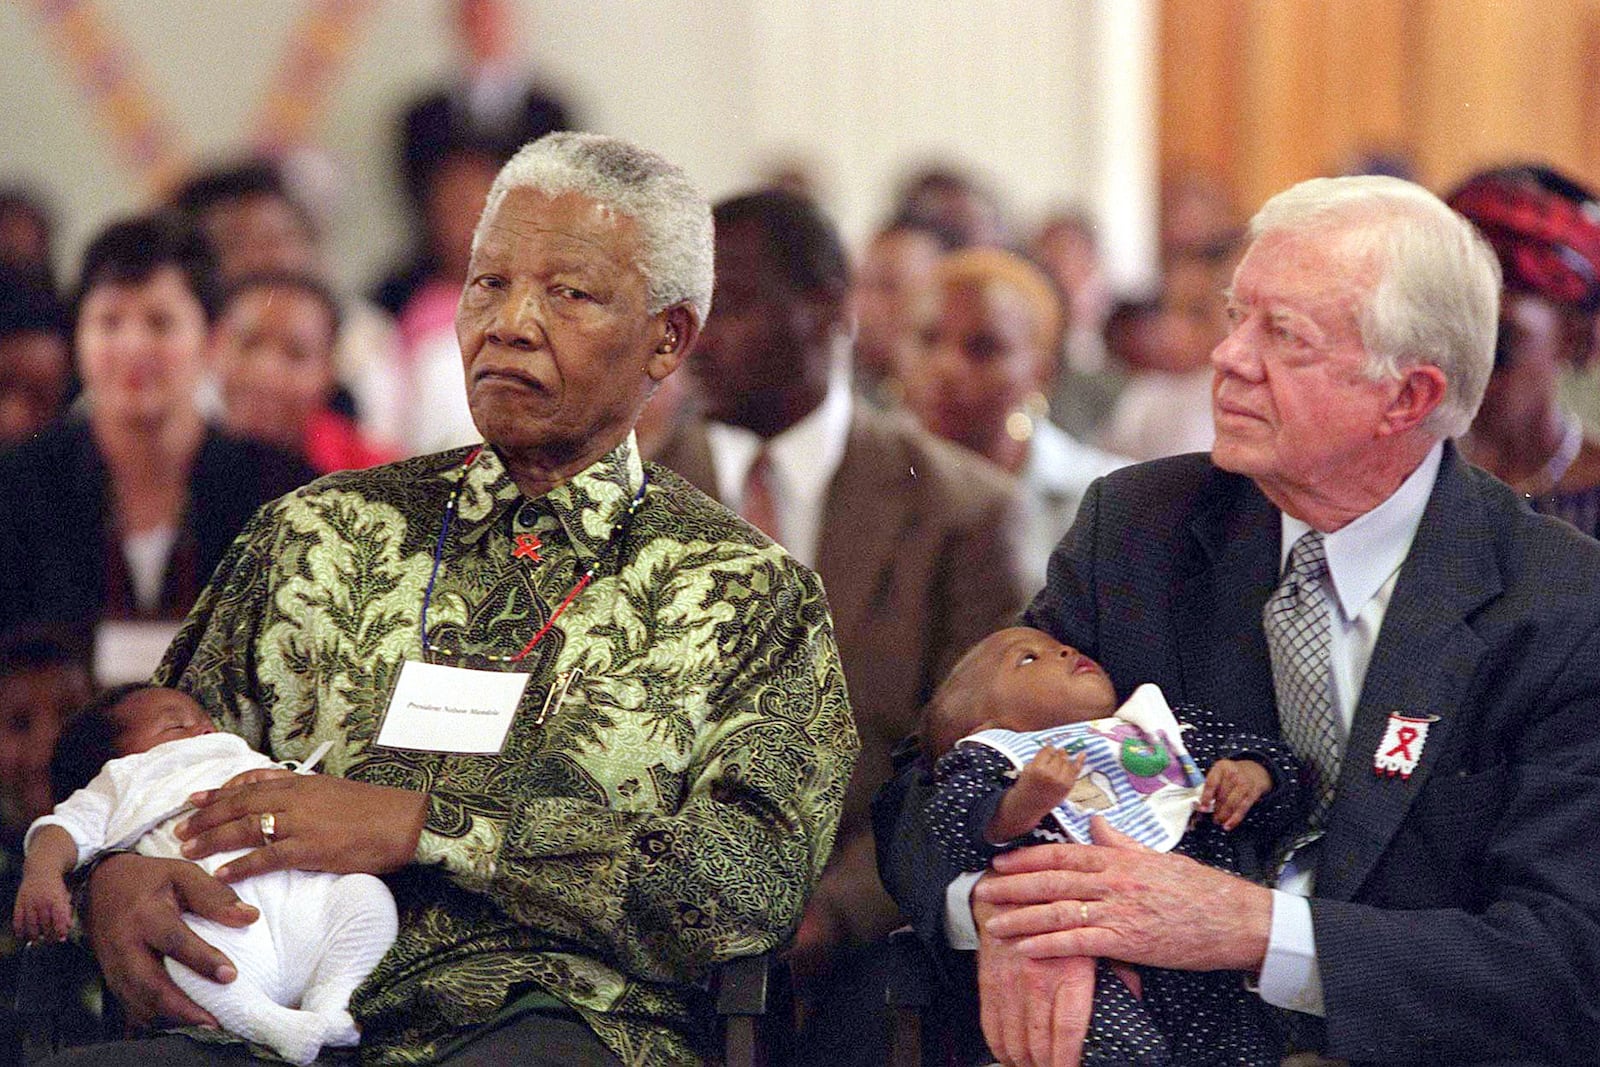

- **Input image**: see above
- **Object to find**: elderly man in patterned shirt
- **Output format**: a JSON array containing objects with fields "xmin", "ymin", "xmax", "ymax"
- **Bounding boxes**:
[{"xmin": 58, "ymin": 133, "xmax": 857, "ymax": 1067}]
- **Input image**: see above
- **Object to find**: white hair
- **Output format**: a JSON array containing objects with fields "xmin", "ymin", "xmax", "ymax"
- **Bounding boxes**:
[
  {"xmin": 473, "ymin": 132, "xmax": 714, "ymax": 323},
  {"xmin": 1249, "ymin": 175, "xmax": 1502, "ymax": 438}
]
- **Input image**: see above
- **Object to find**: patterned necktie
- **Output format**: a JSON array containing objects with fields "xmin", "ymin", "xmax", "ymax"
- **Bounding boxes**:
[
  {"xmin": 740, "ymin": 447, "xmax": 783, "ymax": 543},
  {"xmin": 1264, "ymin": 529, "xmax": 1341, "ymax": 830}
]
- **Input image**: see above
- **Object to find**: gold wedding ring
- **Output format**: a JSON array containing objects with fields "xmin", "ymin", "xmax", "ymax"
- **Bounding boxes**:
[
  {"xmin": 259, "ymin": 811, "xmax": 278, "ymax": 845},
  {"xmin": 1079, "ymin": 901, "xmax": 1090, "ymax": 924}
]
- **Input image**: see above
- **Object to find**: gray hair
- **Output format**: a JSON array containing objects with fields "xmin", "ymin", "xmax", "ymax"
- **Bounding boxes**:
[
  {"xmin": 473, "ymin": 132, "xmax": 715, "ymax": 323},
  {"xmin": 1248, "ymin": 175, "xmax": 1501, "ymax": 438}
]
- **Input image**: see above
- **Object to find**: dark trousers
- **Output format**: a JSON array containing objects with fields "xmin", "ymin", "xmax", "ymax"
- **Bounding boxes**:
[{"xmin": 41, "ymin": 1009, "xmax": 625, "ymax": 1066}]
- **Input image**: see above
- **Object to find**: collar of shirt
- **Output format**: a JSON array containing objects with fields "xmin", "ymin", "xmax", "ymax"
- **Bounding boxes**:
[
  {"xmin": 1278, "ymin": 440, "xmax": 1444, "ymax": 622},
  {"xmin": 1022, "ymin": 419, "xmax": 1129, "ymax": 499},
  {"xmin": 462, "ymin": 62, "xmax": 528, "ymax": 127},
  {"xmin": 704, "ymin": 373, "xmax": 852, "ymax": 566},
  {"xmin": 453, "ymin": 433, "xmax": 647, "ymax": 562}
]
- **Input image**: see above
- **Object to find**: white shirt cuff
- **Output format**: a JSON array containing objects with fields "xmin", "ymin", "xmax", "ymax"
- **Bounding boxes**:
[
  {"xmin": 944, "ymin": 871, "xmax": 984, "ymax": 950},
  {"xmin": 1256, "ymin": 888, "xmax": 1325, "ymax": 1016}
]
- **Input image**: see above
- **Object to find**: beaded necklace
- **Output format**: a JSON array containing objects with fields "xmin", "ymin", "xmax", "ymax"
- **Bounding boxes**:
[{"xmin": 420, "ymin": 446, "xmax": 649, "ymax": 664}]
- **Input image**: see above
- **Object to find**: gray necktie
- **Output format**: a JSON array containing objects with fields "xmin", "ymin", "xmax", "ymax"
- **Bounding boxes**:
[{"xmin": 1264, "ymin": 529, "xmax": 1341, "ymax": 829}]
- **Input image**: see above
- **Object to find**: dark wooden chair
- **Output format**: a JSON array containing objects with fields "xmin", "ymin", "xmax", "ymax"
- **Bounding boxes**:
[
  {"xmin": 715, "ymin": 950, "xmax": 794, "ymax": 1067},
  {"xmin": 885, "ymin": 927, "xmax": 934, "ymax": 1067},
  {"xmin": 10, "ymin": 941, "xmax": 790, "ymax": 1066},
  {"xmin": 883, "ymin": 927, "xmax": 994, "ymax": 1067}
]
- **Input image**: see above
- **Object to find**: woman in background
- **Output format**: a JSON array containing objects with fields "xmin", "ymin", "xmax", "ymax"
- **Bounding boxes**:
[
  {"xmin": 899, "ymin": 247, "xmax": 1128, "ymax": 586},
  {"xmin": 210, "ymin": 273, "xmax": 397, "ymax": 475},
  {"xmin": 1451, "ymin": 165, "xmax": 1600, "ymax": 538},
  {"xmin": 0, "ymin": 213, "xmax": 313, "ymax": 635}
]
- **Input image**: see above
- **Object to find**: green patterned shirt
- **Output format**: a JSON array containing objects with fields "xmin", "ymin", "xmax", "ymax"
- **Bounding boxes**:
[{"xmin": 158, "ymin": 435, "xmax": 857, "ymax": 1065}]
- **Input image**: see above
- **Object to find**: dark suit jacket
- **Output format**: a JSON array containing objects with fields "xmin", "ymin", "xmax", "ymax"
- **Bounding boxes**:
[
  {"xmin": 877, "ymin": 444, "xmax": 1600, "ymax": 1065},
  {"xmin": 657, "ymin": 403, "xmax": 1028, "ymax": 946},
  {"xmin": 0, "ymin": 417, "xmax": 316, "ymax": 633}
]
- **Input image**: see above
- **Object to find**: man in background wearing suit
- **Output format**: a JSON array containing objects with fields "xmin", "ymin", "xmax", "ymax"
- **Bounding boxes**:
[
  {"xmin": 657, "ymin": 189, "xmax": 1027, "ymax": 1063},
  {"xmin": 877, "ymin": 175, "xmax": 1600, "ymax": 1064}
]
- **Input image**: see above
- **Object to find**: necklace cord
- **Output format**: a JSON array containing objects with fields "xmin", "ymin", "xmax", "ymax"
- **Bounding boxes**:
[{"xmin": 419, "ymin": 447, "xmax": 647, "ymax": 664}]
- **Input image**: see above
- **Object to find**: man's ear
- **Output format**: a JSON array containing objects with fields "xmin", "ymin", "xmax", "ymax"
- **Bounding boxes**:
[
  {"xmin": 1379, "ymin": 362, "xmax": 1447, "ymax": 436},
  {"xmin": 647, "ymin": 304, "xmax": 700, "ymax": 382}
]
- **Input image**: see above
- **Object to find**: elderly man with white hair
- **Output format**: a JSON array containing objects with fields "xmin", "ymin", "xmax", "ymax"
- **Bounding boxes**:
[
  {"xmin": 56, "ymin": 132, "xmax": 857, "ymax": 1067},
  {"xmin": 877, "ymin": 175, "xmax": 1600, "ymax": 1065}
]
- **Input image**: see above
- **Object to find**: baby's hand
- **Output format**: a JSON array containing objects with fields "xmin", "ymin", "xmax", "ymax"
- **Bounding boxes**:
[
  {"xmin": 1199, "ymin": 758, "xmax": 1273, "ymax": 831},
  {"xmin": 988, "ymin": 747, "xmax": 1087, "ymax": 844},
  {"xmin": 12, "ymin": 873, "xmax": 73, "ymax": 943},
  {"xmin": 1018, "ymin": 746, "xmax": 1086, "ymax": 799}
]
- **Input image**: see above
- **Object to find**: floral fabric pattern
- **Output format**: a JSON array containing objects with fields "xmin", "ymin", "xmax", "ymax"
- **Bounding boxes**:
[{"xmin": 158, "ymin": 435, "xmax": 857, "ymax": 1066}]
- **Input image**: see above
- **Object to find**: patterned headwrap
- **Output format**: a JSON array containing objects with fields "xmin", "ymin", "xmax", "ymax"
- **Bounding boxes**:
[{"xmin": 1447, "ymin": 166, "xmax": 1600, "ymax": 313}]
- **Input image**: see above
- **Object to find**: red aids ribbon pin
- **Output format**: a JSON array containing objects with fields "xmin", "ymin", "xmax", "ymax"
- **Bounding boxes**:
[
  {"xmin": 1372, "ymin": 713, "xmax": 1435, "ymax": 779},
  {"xmin": 513, "ymin": 533, "xmax": 544, "ymax": 563}
]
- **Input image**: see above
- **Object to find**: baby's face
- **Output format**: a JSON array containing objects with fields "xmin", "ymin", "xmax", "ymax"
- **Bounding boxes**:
[
  {"xmin": 114, "ymin": 688, "xmax": 216, "ymax": 756},
  {"xmin": 977, "ymin": 627, "xmax": 1118, "ymax": 733}
]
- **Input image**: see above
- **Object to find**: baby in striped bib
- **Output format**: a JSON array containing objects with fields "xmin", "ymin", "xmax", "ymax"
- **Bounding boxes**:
[{"xmin": 917, "ymin": 627, "xmax": 1304, "ymax": 1066}]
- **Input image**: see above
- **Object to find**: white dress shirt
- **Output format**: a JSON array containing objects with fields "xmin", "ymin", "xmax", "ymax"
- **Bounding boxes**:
[
  {"xmin": 1014, "ymin": 420, "xmax": 1131, "ymax": 589},
  {"xmin": 703, "ymin": 370, "xmax": 853, "ymax": 568},
  {"xmin": 1257, "ymin": 439, "xmax": 1442, "ymax": 1014},
  {"xmin": 1098, "ymin": 367, "xmax": 1216, "ymax": 462}
]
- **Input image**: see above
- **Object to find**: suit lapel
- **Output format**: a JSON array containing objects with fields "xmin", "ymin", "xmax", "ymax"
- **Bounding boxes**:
[
  {"xmin": 1316, "ymin": 446, "xmax": 1497, "ymax": 900},
  {"xmin": 1172, "ymin": 474, "xmax": 1282, "ymax": 737},
  {"xmin": 664, "ymin": 407, "xmax": 910, "ymax": 642},
  {"xmin": 815, "ymin": 409, "xmax": 913, "ymax": 642}
]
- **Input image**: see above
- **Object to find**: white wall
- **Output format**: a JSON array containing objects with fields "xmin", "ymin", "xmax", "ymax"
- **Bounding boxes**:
[{"xmin": 0, "ymin": 0, "xmax": 1155, "ymax": 295}]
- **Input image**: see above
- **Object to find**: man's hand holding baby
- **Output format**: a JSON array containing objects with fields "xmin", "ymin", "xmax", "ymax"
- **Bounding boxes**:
[
  {"xmin": 988, "ymin": 747, "xmax": 1086, "ymax": 844},
  {"xmin": 86, "ymin": 852, "xmax": 258, "ymax": 1028},
  {"xmin": 1196, "ymin": 758, "xmax": 1273, "ymax": 831},
  {"xmin": 177, "ymin": 772, "xmax": 426, "ymax": 882}
]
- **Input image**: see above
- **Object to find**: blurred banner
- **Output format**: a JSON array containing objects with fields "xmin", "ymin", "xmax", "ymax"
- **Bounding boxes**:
[{"xmin": 25, "ymin": 0, "xmax": 373, "ymax": 196}]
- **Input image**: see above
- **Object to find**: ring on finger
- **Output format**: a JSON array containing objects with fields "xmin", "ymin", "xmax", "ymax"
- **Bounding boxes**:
[
  {"xmin": 1079, "ymin": 901, "xmax": 1090, "ymax": 925},
  {"xmin": 259, "ymin": 811, "xmax": 278, "ymax": 845}
]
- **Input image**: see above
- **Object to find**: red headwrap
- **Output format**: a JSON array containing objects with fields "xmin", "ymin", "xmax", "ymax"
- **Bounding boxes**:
[{"xmin": 1448, "ymin": 168, "xmax": 1600, "ymax": 313}]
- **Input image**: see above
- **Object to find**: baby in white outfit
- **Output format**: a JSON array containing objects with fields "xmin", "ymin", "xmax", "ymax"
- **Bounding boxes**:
[{"xmin": 12, "ymin": 684, "xmax": 397, "ymax": 1065}]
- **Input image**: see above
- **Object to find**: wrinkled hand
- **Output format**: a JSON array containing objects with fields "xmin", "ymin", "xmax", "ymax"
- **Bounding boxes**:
[
  {"xmin": 13, "ymin": 873, "xmax": 72, "ymax": 942},
  {"xmin": 177, "ymin": 773, "xmax": 427, "ymax": 883},
  {"xmin": 1198, "ymin": 758, "xmax": 1273, "ymax": 831},
  {"xmin": 976, "ymin": 894, "xmax": 1095, "ymax": 1067},
  {"xmin": 976, "ymin": 817, "xmax": 1272, "ymax": 972},
  {"xmin": 85, "ymin": 853, "xmax": 258, "ymax": 1029}
]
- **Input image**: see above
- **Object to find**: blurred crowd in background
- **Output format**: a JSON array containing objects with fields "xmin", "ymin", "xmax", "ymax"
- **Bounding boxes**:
[{"xmin": 7, "ymin": 1, "xmax": 1600, "ymax": 1062}]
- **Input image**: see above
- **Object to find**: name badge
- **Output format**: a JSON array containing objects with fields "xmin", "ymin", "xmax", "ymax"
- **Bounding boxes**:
[{"xmin": 376, "ymin": 660, "xmax": 532, "ymax": 754}]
